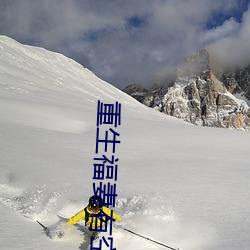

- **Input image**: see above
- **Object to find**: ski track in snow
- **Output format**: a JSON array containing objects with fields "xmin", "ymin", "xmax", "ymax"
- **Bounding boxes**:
[{"xmin": 0, "ymin": 180, "xmax": 211, "ymax": 250}]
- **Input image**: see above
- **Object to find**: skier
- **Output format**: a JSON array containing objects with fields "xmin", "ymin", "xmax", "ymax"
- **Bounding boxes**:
[{"xmin": 66, "ymin": 195, "xmax": 122, "ymax": 238}]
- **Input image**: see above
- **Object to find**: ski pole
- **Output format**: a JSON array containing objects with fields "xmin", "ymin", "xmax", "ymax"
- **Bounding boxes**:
[
  {"xmin": 37, "ymin": 220, "xmax": 48, "ymax": 230},
  {"xmin": 121, "ymin": 227, "xmax": 181, "ymax": 250}
]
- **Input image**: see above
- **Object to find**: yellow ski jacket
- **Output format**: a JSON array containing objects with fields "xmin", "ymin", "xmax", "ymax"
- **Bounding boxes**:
[{"xmin": 67, "ymin": 206, "xmax": 122, "ymax": 231}]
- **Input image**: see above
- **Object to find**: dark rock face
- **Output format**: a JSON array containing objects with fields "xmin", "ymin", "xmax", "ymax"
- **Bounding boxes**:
[
  {"xmin": 122, "ymin": 84, "xmax": 147, "ymax": 103},
  {"xmin": 218, "ymin": 66, "xmax": 250, "ymax": 99},
  {"xmin": 123, "ymin": 49, "xmax": 250, "ymax": 130}
]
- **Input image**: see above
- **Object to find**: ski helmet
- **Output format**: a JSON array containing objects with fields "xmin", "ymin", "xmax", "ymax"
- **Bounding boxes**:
[{"xmin": 89, "ymin": 195, "xmax": 103, "ymax": 211}]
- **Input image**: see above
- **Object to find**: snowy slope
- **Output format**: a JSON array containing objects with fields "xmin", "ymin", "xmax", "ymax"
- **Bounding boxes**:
[{"xmin": 0, "ymin": 36, "xmax": 250, "ymax": 250}]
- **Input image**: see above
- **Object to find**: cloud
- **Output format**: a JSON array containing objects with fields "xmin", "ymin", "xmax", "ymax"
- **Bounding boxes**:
[
  {"xmin": 0, "ymin": 0, "xmax": 249, "ymax": 88},
  {"xmin": 209, "ymin": 4, "xmax": 250, "ymax": 69},
  {"xmin": 200, "ymin": 18, "xmax": 240, "ymax": 45}
]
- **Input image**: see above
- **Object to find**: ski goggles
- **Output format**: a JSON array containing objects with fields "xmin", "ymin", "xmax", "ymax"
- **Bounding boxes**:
[{"xmin": 89, "ymin": 204, "xmax": 100, "ymax": 212}]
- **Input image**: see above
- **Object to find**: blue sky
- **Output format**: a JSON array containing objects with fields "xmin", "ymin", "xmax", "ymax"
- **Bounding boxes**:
[
  {"xmin": 206, "ymin": 0, "xmax": 249, "ymax": 28},
  {"xmin": 0, "ymin": 0, "xmax": 249, "ymax": 89}
]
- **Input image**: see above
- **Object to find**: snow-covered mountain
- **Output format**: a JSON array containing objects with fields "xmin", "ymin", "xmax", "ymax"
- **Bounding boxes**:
[
  {"xmin": 217, "ymin": 65, "xmax": 250, "ymax": 100},
  {"xmin": 124, "ymin": 49, "xmax": 250, "ymax": 130},
  {"xmin": 1, "ymin": 36, "xmax": 250, "ymax": 250}
]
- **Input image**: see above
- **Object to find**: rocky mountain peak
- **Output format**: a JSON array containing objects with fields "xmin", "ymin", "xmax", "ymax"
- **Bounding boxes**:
[
  {"xmin": 177, "ymin": 48, "xmax": 210, "ymax": 78},
  {"xmin": 123, "ymin": 49, "xmax": 250, "ymax": 130}
]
